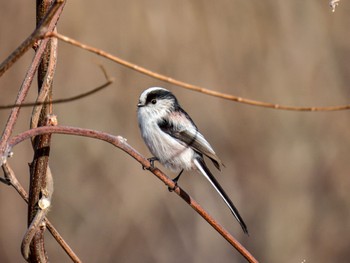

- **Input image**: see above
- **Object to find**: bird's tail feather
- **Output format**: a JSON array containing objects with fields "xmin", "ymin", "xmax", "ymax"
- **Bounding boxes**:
[{"xmin": 194, "ymin": 158, "xmax": 248, "ymax": 234}]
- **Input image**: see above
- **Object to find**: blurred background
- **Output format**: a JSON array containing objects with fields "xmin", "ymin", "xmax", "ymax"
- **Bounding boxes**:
[{"xmin": 1, "ymin": 1, "xmax": 350, "ymax": 262}]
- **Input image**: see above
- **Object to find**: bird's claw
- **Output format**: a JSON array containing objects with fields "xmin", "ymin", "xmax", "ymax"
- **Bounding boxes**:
[
  {"xmin": 148, "ymin": 157, "xmax": 158, "ymax": 168},
  {"xmin": 168, "ymin": 171, "xmax": 182, "ymax": 192},
  {"xmin": 168, "ymin": 179, "xmax": 178, "ymax": 192},
  {"xmin": 143, "ymin": 157, "xmax": 159, "ymax": 170}
]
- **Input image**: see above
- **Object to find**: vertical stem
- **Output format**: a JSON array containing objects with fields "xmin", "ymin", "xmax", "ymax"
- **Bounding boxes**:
[{"xmin": 27, "ymin": 1, "xmax": 56, "ymax": 261}]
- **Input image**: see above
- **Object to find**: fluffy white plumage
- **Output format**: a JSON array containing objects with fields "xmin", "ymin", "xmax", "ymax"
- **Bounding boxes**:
[{"xmin": 137, "ymin": 87, "xmax": 248, "ymax": 234}]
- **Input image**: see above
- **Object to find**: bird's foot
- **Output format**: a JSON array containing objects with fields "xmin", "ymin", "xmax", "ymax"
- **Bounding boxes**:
[
  {"xmin": 168, "ymin": 178, "xmax": 178, "ymax": 192},
  {"xmin": 168, "ymin": 170, "xmax": 183, "ymax": 192},
  {"xmin": 143, "ymin": 157, "xmax": 159, "ymax": 170}
]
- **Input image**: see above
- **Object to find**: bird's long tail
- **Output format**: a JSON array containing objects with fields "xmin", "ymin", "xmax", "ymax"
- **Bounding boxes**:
[{"xmin": 194, "ymin": 158, "xmax": 248, "ymax": 234}]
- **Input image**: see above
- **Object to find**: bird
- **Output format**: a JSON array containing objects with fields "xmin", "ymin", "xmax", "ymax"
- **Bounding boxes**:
[{"xmin": 137, "ymin": 87, "xmax": 248, "ymax": 234}]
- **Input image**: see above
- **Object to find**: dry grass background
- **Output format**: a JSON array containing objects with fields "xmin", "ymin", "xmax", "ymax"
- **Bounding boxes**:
[{"xmin": 1, "ymin": 1, "xmax": 350, "ymax": 262}]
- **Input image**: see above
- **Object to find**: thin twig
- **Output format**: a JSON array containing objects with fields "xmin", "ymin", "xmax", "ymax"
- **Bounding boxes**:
[
  {"xmin": 0, "ymin": 0, "xmax": 65, "ymax": 77},
  {"xmin": 30, "ymin": 29, "xmax": 58, "ymax": 131},
  {"xmin": 0, "ymin": 68, "xmax": 114, "ymax": 110},
  {"xmin": 0, "ymin": 42, "xmax": 49, "ymax": 157},
  {"xmin": 4, "ymin": 126, "xmax": 258, "ymax": 263},
  {"xmin": 46, "ymin": 32, "xmax": 350, "ymax": 112},
  {"xmin": 1, "ymin": 162, "xmax": 82, "ymax": 262},
  {"xmin": 46, "ymin": 221, "xmax": 82, "ymax": 263},
  {"xmin": 0, "ymin": 0, "xmax": 65, "ymax": 161}
]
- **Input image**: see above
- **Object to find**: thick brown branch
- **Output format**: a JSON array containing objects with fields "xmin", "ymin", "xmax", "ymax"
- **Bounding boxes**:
[
  {"xmin": 26, "ymin": 2, "xmax": 65, "ymax": 261},
  {"xmin": 5, "ymin": 126, "xmax": 258, "ymax": 263}
]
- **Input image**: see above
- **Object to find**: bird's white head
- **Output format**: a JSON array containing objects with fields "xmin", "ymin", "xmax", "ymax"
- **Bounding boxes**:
[{"xmin": 137, "ymin": 87, "xmax": 178, "ymax": 118}]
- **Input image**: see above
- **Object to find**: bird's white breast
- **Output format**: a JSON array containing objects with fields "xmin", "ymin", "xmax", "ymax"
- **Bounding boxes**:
[{"xmin": 138, "ymin": 111, "xmax": 195, "ymax": 172}]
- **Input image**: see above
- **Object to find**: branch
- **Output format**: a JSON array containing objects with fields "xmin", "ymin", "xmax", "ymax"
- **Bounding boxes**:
[
  {"xmin": 0, "ymin": 0, "xmax": 65, "ymax": 78},
  {"xmin": 0, "ymin": 66, "xmax": 113, "ymax": 110},
  {"xmin": 0, "ymin": 0, "xmax": 65, "ymax": 161},
  {"xmin": 3, "ymin": 126, "xmax": 258, "ymax": 263},
  {"xmin": 25, "ymin": 1, "xmax": 62, "ymax": 260},
  {"xmin": 22, "ymin": 166, "xmax": 54, "ymax": 260},
  {"xmin": 1, "ymin": 163, "xmax": 82, "ymax": 263},
  {"xmin": 47, "ymin": 32, "xmax": 350, "ymax": 112}
]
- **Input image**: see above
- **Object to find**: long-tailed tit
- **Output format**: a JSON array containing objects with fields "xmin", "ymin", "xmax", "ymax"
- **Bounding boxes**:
[{"xmin": 137, "ymin": 87, "xmax": 248, "ymax": 234}]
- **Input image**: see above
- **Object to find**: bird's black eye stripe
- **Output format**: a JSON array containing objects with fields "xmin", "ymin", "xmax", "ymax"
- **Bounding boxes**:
[{"xmin": 145, "ymin": 89, "xmax": 173, "ymax": 105}]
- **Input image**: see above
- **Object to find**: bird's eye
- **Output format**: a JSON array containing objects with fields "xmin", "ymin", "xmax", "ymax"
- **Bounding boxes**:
[{"xmin": 151, "ymin": 99, "xmax": 157, "ymax": 104}]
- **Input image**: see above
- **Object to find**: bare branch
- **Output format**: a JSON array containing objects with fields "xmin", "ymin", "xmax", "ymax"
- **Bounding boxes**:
[
  {"xmin": 27, "ymin": 118, "xmax": 53, "ymax": 262},
  {"xmin": 1, "ymin": 162, "xmax": 82, "ymax": 262},
  {"xmin": 30, "ymin": 30, "xmax": 58, "ymax": 131},
  {"xmin": 0, "ymin": 67, "xmax": 114, "ymax": 110},
  {"xmin": 25, "ymin": 1, "xmax": 65, "ymax": 260},
  {"xmin": 46, "ymin": 221, "xmax": 82, "ymax": 263},
  {"xmin": 47, "ymin": 32, "xmax": 350, "ymax": 112},
  {"xmin": 22, "ymin": 166, "xmax": 53, "ymax": 260},
  {"xmin": 0, "ymin": 0, "xmax": 65, "ymax": 161},
  {"xmin": 0, "ymin": 0, "xmax": 65, "ymax": 78},
  {"xmin": 4, "ymin": 126, "xmax": 258, "ymax": 263}
]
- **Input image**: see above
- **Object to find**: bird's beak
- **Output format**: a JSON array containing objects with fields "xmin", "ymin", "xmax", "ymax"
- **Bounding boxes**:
[{"xmin": 137, "ymin": 103, "xmax": 144, "ymax": 108}]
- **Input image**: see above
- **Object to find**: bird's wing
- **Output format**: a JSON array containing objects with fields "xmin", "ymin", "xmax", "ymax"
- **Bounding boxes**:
[{"xmin": 158, "ymin": 114, "xmax": 223, "ymax": 170}]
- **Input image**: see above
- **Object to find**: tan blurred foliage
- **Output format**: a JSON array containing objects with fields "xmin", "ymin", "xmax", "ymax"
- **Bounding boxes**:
[{"xmin": 1, "ymin": 1, "xmax": 350, "ymax": 262}]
